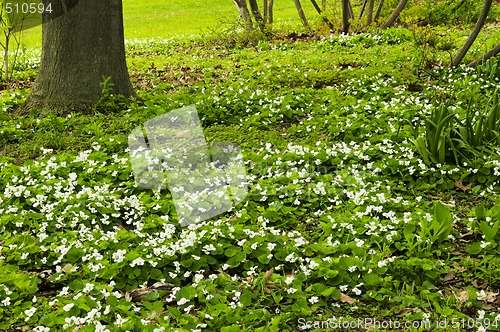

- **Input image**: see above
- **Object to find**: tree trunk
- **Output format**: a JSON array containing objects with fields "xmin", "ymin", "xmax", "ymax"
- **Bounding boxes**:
[
  {"xmin": 248, "ymin": 0, "xmax": 265, "ymax": 31},
  {"xmin": 451, "ymin": 0, "xmax": 493, "ymax": 67},
  {"xmin": 380, "ymin": 0, "xmax": 408, "ymax": 28},
  {"xmin": 374, "ymin": 0, "xmax": 384, "ymax": 22},
  {"xmin": 294, "ymin": 0, "xmax": 310, "ymax": 28},
  {"xmin": 310, "ymin": 0, "xmax": 336, "ymax": 31},
  {"xmin": 342, "ymin": 0, "xmax": 350, "ymax": 33},
  {"xmin": 469, "ymin": 43, "xmax": 500, "ymax": 67},
  {"xmin": 452, "ymin": 0, "xmax": 467, "ymax": 14},
  {"xmin": 322, "ymin": 0, "xmax": 327, "ymax": 11},
  {"xmin": 348, "ymin": 0, "xmax": 354, "ymax": 19},
  {"xmin": 2, "ymin": 29, "xmax": 11, "ymax": 82},
  {"xmin": 366, "ymin": 0, "xmax": 375, "ymax": 26},
  {"xmin": 268, "ymin": 0, "xmax": 274, "ymax": 24},
  {"xmin": 232, "ymin": 0, "xmax": 254, "ymax": 31},
  {"xmin": 263, "ymin": 0, "xmax": 268, "ymax": 25},
  {"xmin": 21, "ymin": 0, "xmax": 134, "ymax": 114},
  {"xmin": 359, "ymin": 0, "xmax": 368, "ymax": 20}
]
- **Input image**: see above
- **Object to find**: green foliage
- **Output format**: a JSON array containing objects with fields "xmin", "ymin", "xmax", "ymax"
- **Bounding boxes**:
[
  {"xmin": 477, "ymin": 55, "xmax": 500, "ymax": 81},
  {"xmin": 2, "ymin": 25, "xmax": 500, "ymax": 331},
  {"xmin": 412, "ymin": 89, "xmax": 500, "ymax": 165},
  {"xmin": 413, "ymin": 103, "xmax": 457, "ymax": 165}
]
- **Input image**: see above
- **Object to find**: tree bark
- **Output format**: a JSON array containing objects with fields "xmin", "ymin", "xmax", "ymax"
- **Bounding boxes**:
[
  {"xmin": 380, "ymin": 0, "xmax": 408, "ymax": 28},
  {"xmin": 469, "ymin": 43, "xmax": 500, "ymax": 67},
  {"xmin": 268, "ymin": 0, "xmax": 274, "ymax": 24},
  {"xmin": 232, "ymin": 0, "xmax": 253, "ymax": 31},
  {"xmin": 359, "ymin": 0, "xmax": 368, "ymax": 20},
  {"xmin": 293, "ymin": 0, "xmax": 310, "ymax": 28},
  {"xmin": 451, "ymin": 0, "xmax": 493, "ymax": 67},
  {"xmin": 342, "ymin": 0, "xmax": 350, "ymax": 33},
  {"xmin": 263, "ymin": 0, "xmax": 268, "ymax": 25},
  {"xmin": 348, "ymin": 0, "xmax": 354, "ymax": 19},
  {"xmin": 366, "ymin": 0, "xmax": 375, "ymax": 26},
  {"xmin": 374, "ymin": 0, "xmax": 384, "ymax": 22},
  {"xmin": 2, "ymin": 29, "xmax": 12, "ymax": 82},
  {"xmin": 21, "ymin": 0, "xmax": 134, "ymax": 114},
  {"xmin": 248, "ymin": 0, "xmax": 265, "ymax": 31}
]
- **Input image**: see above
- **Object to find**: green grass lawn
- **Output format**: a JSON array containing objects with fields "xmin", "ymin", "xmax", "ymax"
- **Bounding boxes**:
[{"xmin": 19, "ymin": 0, "xmax": 322, "ymax": 49}]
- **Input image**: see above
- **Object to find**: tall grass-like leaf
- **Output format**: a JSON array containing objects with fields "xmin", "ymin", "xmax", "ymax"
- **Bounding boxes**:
[
  {"xmin": 432, "ymin": 201, "xmax": 452, "ymax": 244},
  {"xmin": 414, "ymin": 89, "xmax": 500, "ymax": 166},
  {"xmin": 424, "ymin": 105, "xmax": 456, "ymax": 164}
]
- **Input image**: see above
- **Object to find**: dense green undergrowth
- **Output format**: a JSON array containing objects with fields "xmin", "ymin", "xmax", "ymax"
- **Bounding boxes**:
[{"xmin": 1, "ymin": 26, "xmax": 500, "ymax": 331}]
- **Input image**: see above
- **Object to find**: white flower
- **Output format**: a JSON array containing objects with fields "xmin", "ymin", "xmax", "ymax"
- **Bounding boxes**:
[
  {"xmin": 24, "ymin": 307, "xmax": 36, "ymax": 321},
  {"xmin": 1, "ymin": 297, "xmax": 10, "ymax": 306},
  {"xmin": 94, "ymin": 322, "xmax": 109, "ymax": 332},
  {"xmin": 285, "ymin": 253, "xmax": 297, "ymax": 263},
  {"xmin": 480, "ymin": 241, "xmax": 490, "ymax": 249},
  {"xmin": 309, "ymin": 296, "xmax": 319, "ymax": 304},
  {"xmin": 82, "ymin": 283, "xmax": 94, "ymax": 293},
  {"xmin": 112, "ymin": 249, "xmax": 127, "ymax": 263},
  {"xmin": 177, "ymin": 298, "xmax": 189, "ymax": 305},
  {"xmin": 63, "ymin": 303, "xmax": 74, "ymax": 312},
  {"xmin": 115, "ymin": 314, "xmax": 127, "ymax": 326},
  {"xmin": 33, "ymin": 327, "xmax": 50, "ymax": 332},
  {"xmin": 130, "ymin": 257, "xmax": 145, "ymax": 267},
  {"xmin": 58, "ymin": 287, "xmax": 70, "ymax": 297}
]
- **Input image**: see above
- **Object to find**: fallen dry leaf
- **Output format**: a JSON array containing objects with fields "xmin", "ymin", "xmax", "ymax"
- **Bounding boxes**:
[
  {"xmin": 482, "ymin": 291, "xmax": 498, "ymax": 303},
  {"xmin": 127, "ymin": 282, "xmax": 175, "ymax": 302},
  {"xmin": 472, "ymin": 280, "xmax": 487, "ymax": 289},
  {"xmin": 444, "ymin": 270, "xmax": 455, "ymax": 282},
  {"xmin": 62, "ymin": 263, "xmax": 73, "ymax": 273},
  {"xmin": 455, "ymin": 179, "xmax": 473, "ymax": 191},
  {"xmin": 340, "ymin": 293, "xmax": 356, "ymax": 304},
  {"xmin": 457, "ymin": 290, "xmax": 469, "ymax": 304},
  {"xmin": 265, "ymin": 267, "xmax": 274, "ymax": 282}
]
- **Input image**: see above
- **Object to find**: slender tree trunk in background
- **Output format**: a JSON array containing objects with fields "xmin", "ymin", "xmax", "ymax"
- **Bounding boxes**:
[
  {"xmin": 469, "ymin": 43, "xmax": 500, "ymax": 67},
  {"xmin": 366, "ymin": 0, "xmax": 375, "ymax": 26},
  {"xmin": 2, "ymin": 29, "xmax": 11, "ymax": 82},
  {"xmin": 294, "ymin": 0, "xmax": 310, "ymax": 28},
  {"xmin": 21, "ymin": 0, "xmax": 134, "ymax": 114},
  {"xmin": 348, "ymin": 0, "xmax": 354, "ymax": 19},
  {"xmin": 359, "ymin": 0, "xmax": 368, "ymax": 20},
  {"xmin": 248, "ymin": 0, "xmax": 265, "ymax": 31},
  {"xmin": 451, "ymin": 0, "xmax": 493, "ymax": 67},
  {"xmin": 322, "ymin": 0, "xmax": 327, "ymax": 11},
  {"xmin": 342, "ymin": 0, "xmax": 350, "ymax": 33},
  {"xmin": 380, "ymin": 0, "xmax": 409, "ymax": 28},
  {"xmin": 310, "ymin": 0, "xmax": 336, "ymax": 30},
  {"xmin": 452, "ymin": 0, "xmax": 467, "ymax": 14},
  {"xmin": 374, "ymin": 0, "xmax": 384, "ymax": 22},
  {"xmin": 263, "ymin": 0, "xmax": 268, "ymax": 25},
  {"xmin": 232, "ymin": 0, "xmax": 254, "ymax": 31},
  {"xmin": 268, "ymin": 0, "xmax": 274, "ymax": 23}
]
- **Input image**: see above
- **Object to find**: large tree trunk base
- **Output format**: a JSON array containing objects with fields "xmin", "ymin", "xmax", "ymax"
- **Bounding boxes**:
[{"xmin": 21, "ymin": 0, "xmax": 135, "ymax": 116}]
